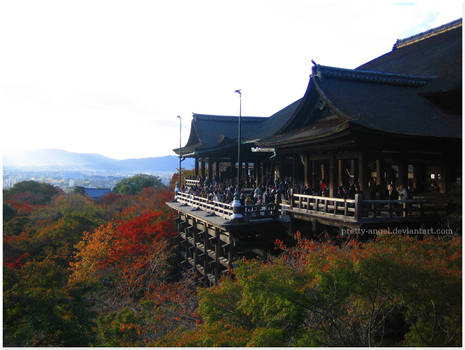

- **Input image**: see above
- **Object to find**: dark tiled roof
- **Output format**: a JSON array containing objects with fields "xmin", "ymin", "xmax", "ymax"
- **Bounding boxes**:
[
  {"xmin": 176, "ymin": 19, "xmax": 462, "ymax": 156},
  {"xmin": 312, "ymin": 65, "xmax": 461, "ymax": 138},
  {"xmin": 357, "ymin": 19, "xmax": 462, "ymax": 93},
  {"xmin": 175, "ymin": 113, "xmax": 266, "ymax": 156},
  {"xmin": 175, "ymin": 100, "xmax": 302, "ymax": 156},
  {"xmin": 245, "ymin": 99, "xmax": 302, "ymax": 141}
]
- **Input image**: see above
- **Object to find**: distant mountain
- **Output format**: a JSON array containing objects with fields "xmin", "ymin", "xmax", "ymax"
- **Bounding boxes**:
[{"xmin": 3, "ymin": 149, "xmax": 194, "ymax": 173}]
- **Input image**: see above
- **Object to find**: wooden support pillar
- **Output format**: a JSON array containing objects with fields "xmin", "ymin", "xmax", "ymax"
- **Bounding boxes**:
[
  {"xmin": 303, "ymin": 154, "xmax": 309, "ymax": 187},
  {"xmin": 350, "ymin": 159, "xmax": 356, "ymax": 184},
  {"xmin": 214, "ymin": 229, "xmax": 220, "ymax": 282},
  {"xmin": 195, "ymin": 158, "xmax": 199, "ymax": 177},
  {"xmin": 358, "ymin": 152, "xmax": 368, "ymax": 192},
  {"xmin": 291, "ymin": 155, "xmax": 296, "ymax": 184},
  {"xmin": 311, "ymin": 160, "xmax": 317, "ymax": 191},
  {"xmin": 376, "ymin": 158, "xmax": 385, "ymax": 186},
  {"xmin": 228, "ymin": 238, "xmax": 235, "ymax": 267},
  {"xmin": 386, "ymin": 164, "xmax": 395, "ymax": 185},
  {"xmin": 329, "ymin": 153, "xmax": 337, "ymax": 197},
  {"xmin": 203, "ymin": 228, "xmax": 208, "ymax": 274},
  {"xmin": 413, "ymin": 163, "xmax": 426, "ymax": 193},
  {"xmin": 215, "ymin": 161, "xmax": 220, "ymax": 181},
  {"xmin": 256, "ymin": 162, "xmax": 261, "ymax": 186},
  {"xmin": 398, "ymin": 158, "xmax": 408, "ymax": 188},
  {"xmin": 230, "ymin": 160, "xmax": 235, "ymax": 184},
  {"xmin": 337, "ymin": 159, "xmax": 343, "ymax": 186},
  {"xmin": 439, "ymin": 160, "xmax": 448, "ymax": 193},
  {"xmin": 192, "ymin": 220, "xmax": 198, "ymax": 268},
  {"xmin": 200, "ymin": 159, "xmax": 205, "ymax": 179},
  {"xmin": 244, "ymin": 162, "xmax": 249, "ymax": 184},
  {"xmin": 277, "ymin": 156, "xmax": 283, "ymax": 180},
  {"xmin": 208, "ymin": 159, "xmax": 213, "ymax": 180}
]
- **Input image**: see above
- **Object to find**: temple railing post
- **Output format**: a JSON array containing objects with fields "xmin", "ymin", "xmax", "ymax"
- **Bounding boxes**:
[
  {"xmin": 354, "ymin": 193, "xmax": 361, "ymax": 221},
  {"xmin": 230, "ymin": 192, "xmax": 244, "ymax": 220}
]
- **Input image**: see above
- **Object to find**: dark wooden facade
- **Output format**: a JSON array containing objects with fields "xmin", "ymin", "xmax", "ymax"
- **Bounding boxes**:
[{"xmin": 170, "ymin": 19, "xmax": 462, "ymax": 282}]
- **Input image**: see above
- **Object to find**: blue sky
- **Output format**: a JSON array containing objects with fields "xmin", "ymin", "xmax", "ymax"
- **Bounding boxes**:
[{"xmin": 0, "ymin": 0, "xmax": 462, "ymax": 159}]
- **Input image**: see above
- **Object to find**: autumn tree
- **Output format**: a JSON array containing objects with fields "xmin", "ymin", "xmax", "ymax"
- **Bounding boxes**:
[
  {"xmin": 69, "ymin": 202, "xmax": 198, "ymax": 346},
  {"xmin": 161, "ymin": 234, "xmax": 461, "ymax": 347}
]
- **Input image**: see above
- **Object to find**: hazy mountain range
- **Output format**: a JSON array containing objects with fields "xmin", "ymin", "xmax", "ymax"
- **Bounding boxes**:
[{"xmin": 3, "ymin": 149, "xmax": 194, "ymax": 174}]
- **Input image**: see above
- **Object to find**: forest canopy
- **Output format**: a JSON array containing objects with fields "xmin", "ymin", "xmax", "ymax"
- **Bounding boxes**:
[{"xmin": 3, "ymin": 178, "xmax": 462, "ymax": 347}]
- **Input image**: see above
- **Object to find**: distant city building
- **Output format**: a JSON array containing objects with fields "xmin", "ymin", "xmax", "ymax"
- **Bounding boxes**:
[{"xmin": 83, "ymin": 187, "xmax": 111, "ymax": 200}]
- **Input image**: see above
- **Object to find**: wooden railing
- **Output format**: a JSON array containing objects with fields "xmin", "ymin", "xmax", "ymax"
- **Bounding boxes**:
[
  {"xmin": 289, "ymin": 193, "xmax": 357, "ymax": 219},
  {"xmin": 176, "ymin": 191, "xmax": 446, "ymax": 224},
  {"xmin": 243, "ymin": 202, "xmax": 279, "ymax": 218},
  {"xmin": 360, "ymin": 199, "xmax": 446, "ymax": 220},
  {"xmin": 176, "ymin": 192, "xmax": 233, "ymax": 219},
  {"xmin": 185, "ymin": 179, "xmax": 201, "ymax": 187},
  {"xmin": 175, "ymin": 192, "xmax": 279, "ymax": 220},
  {"xmin": 286, "ymin": 193, "xmax": 447, "ymax": 223}
]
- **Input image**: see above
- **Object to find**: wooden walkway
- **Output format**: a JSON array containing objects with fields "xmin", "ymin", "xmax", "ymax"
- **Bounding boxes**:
[
  {"xmin": 170, "ymin": 191, "xmax": 447, "ymax": 229},
  {"xmin": 282, "ymin": 193, "xmax": 447, "ymax": 227}
]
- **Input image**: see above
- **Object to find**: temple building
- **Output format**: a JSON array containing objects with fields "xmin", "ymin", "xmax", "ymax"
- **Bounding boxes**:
[{"xmin": 168, "ymin": 19, "xmax": 462, "ymax": 285}]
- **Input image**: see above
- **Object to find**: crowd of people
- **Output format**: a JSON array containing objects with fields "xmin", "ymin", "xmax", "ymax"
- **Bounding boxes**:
[{"xmin": 180, "ymin": 175, "xmax": 416, "ymax": 208}]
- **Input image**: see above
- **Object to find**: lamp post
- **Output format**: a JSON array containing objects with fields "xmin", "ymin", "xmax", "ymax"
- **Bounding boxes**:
[
  {"xmin": 235, "ymin": 89, "xmax": 242, "ymax": 190},
  {"xmin": 176, "ymin": 115, "xmax": 182, "ymax": 196}
]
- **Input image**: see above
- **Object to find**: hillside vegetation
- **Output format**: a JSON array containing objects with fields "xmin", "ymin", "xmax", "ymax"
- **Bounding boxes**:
[{"xmin": 3, "ymin": 175, "xmax": 461, "ymax": 346}]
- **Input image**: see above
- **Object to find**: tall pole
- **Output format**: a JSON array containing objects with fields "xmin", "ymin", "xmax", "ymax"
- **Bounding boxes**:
[
  {"xmin": 235, "ymin": 89, "xmax": 242, "ymax": 190},
  {"xmin": 177, "ymin": 115, "xmax": 182, "ymax": 189}
]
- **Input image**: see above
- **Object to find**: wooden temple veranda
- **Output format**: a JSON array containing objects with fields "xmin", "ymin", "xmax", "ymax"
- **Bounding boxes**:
[{"xmin": 166, "ymin": 19, "xmax": 462, "ymax": 285}]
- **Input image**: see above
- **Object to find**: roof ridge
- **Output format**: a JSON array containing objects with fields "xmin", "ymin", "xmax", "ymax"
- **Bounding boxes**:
[
  {"xmin": 192, "ymin": 113, "xmax": 264, "ymax": 121},
  {"xmin": 393, "ymin": 18, "xmax": 462, "ymax": 50},
  {"xmin": 312, "ymin": 64, "xmax": 435, "ymax": 87}
]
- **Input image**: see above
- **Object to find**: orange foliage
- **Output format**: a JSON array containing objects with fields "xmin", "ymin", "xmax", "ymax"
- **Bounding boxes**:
[{"xmin": 70, "ymin": 209, "xmax": 176, "ymax": 297}]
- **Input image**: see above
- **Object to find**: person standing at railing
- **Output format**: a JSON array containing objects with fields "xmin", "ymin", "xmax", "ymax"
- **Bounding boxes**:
[
  {"xmin": 398, "ymin": 185, "xmax": 408, "ymax": 200},
  {"xmin": 320, "ymin": 179, "xmax": 327, "ymax": 196},
  {"xmin": 245, "ymin": 194, "xmax": 253, "ymax": 207},
  {"xmin": 274, "ymin": 188, "xmax": 282, "ymax": 206},
  {"xmin": 387, "ymin": 183, "xmax": 398, "ymax": 200},
  {"xmin": 253, "ymin": 186, "xmax": 262, "ymax": 203}
]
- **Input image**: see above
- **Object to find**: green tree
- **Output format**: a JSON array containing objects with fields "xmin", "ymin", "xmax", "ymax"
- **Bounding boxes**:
[
  {"xmin": 113, "ymin": 174, "xmax": 164, "ymax": 195},
  {"xmin": 3, "ymin": 259, "xmax": 96, "ymax": 346},
  {"xmin": 165, "ymin": 235, "xmax": 461, "ymax": 347},
  {"xmin": 4, "ymin": 180, "xmax": 61, "ymax": 205}
]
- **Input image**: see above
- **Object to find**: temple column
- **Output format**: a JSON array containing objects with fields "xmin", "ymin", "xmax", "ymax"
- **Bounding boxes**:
[
  {"xmin": 244, "ymin": 162, "xmax": 249, "ymax": 185},
  {"xmin": 208, "ymin": 159, "xmax": 213, "ymax": 180},
  {"xmin": 215, "ymin": 161, "xmax": 220, "ymax": 182},
  {"xmin": 311, "ymin": 160, "xmax": 317, "ymax": 191},
  {"xmin": 386, "ymin": 163, "xmax": 395, "ymax": 185},
  {"xmin": 230, "ymin": 160, "xmax": 235, "ymax": 185},
  {"xmin": 350, "ymin": 159, "xmax": 356, "ymax": 184},
  {"xmin": 413, "ymin": 163, "xmax": 426, "ymax": 193},
  {"xmin": 195, "ymin": 158, "xmax": 199, "ymax": 177},
  {"xmin": 358, "ymin": 152, "xmax": 369, "ymax": 192},
  {"xmin": 303, "ymin": 154, "xmax": 309, "ymax": 187},
  {"xmin": 376, "ymin": 158, "xmax": 385, "ymax": 186},
  {"xmin": 337, "ymin": 159, "xmax": 343, "ymax": 186},
  {"xmin": 439, "ymin": 160, "xmax": 448, "ymax": 193},
  {"xmin": 261, "ymin": 161, "xmax": 265, "ymax": 185},
  {"xmin": 398, "ymin": 158, "xmax": 408, "ymax": 188},
  {"xmin": 292, "ymin": 156, "xmax": 296, "ymax": 184},
  {"xmin": 256, "ymin": 162, "xmax": 261, "ymax": 186},
  {"xmin": 200, "ymin": 158, "xmax": 206, "ymax": 179},
  {"xmin": 329, "ymin": 153, "xmax": 337, "ymax": 197},
  {"xmin": 277, "ymin": 156, "xmax": 284, "ymax": 180}
]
